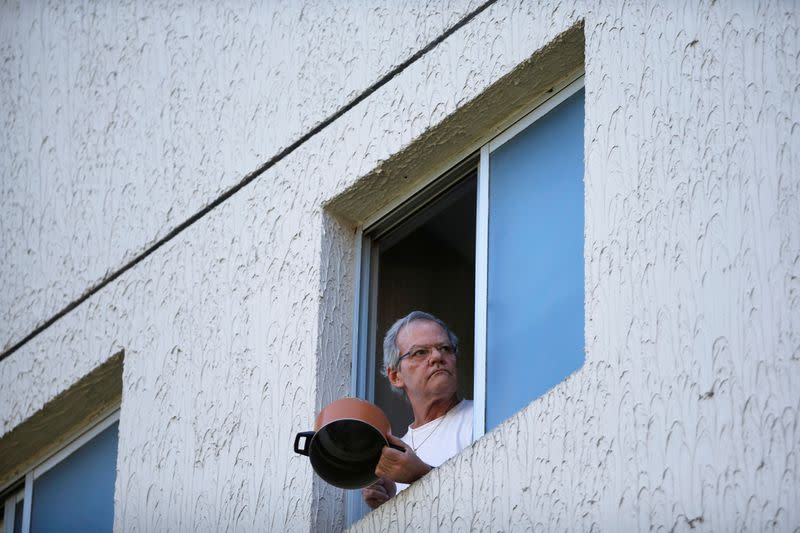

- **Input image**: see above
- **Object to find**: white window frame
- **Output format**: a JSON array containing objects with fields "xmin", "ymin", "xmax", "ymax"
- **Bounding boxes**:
[
  {"xmin": 0, "ymin": 408, "xmax": 120, "ymax": 533},
  {"xmin": 347, "ymin": 72, "xmax": 584, "ymax": 524}
]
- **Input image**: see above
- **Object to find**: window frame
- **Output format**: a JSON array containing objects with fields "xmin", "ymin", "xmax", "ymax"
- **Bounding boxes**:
[
  {"xmin": 347, "ymin": 72, "xmax": 584, "ymax": 523},
  {"xmin": 0, "ymin": 408, "xmax": 120, "ymax": 533},
  {"xmin": 1, "ymin": 487, "xmax": 23, "ymax": 533}
]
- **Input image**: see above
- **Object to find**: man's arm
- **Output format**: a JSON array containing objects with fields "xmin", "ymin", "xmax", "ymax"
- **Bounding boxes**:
[
  {"xmin": 361, "ymin": 434, "xmax": 434, "ymax": 510},
  {"xmin": 362, "ymin": 478, "xmax": 397, "ymax": 509}
]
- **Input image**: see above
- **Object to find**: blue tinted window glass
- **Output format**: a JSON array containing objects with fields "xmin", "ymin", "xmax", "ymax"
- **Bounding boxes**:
[
  {"xmin": 30, "ymin": 421, "xmax": 119, "ymax": 533},
  {"xmin": 14, "ymin": 499, "xmax": 23, "ymax": 533},
  {"xmin": 486, "ymin": 88, "xmax": 585, "ymax": 431}
]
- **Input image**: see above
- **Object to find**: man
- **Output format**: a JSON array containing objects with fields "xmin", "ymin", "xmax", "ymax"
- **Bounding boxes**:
[{"xmin": 362, "ymin": 311, "xmax": 473, "ymax": 509}]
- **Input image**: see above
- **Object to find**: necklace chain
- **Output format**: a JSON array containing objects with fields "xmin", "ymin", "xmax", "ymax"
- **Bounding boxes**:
[{"xmin": 410, "ymin": 406, "xmax": 452, "ymax": 452}]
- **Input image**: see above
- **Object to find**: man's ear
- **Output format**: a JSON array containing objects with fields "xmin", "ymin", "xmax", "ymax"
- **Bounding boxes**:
[{"xmin": 387, "ymin": 366, "xmax": 404, "ymax": 389}]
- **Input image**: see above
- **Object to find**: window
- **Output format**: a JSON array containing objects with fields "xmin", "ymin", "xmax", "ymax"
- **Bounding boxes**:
[
  {"xmin": 353, "ymin": 157, "xmax": 479, "ymax": 437},
  {"xmin": 0, "ymin": 411, "xmax": 120, "ymax": 533},
  {"xmin": 348, "ymin": 74, "xmax": 585, "ymax": 521}
]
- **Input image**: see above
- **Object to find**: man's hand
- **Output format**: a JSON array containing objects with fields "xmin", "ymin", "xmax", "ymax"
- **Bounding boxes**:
[
  {"xmin": 375, "ymin": 434, "xmax": 433, "ymax": 484},
  {"xmin": 362, "ymin": 477, "xmax": 397, "ymax": 509}
]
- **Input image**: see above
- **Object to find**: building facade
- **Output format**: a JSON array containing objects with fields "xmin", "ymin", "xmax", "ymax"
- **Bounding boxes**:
[{"xmin": 1, "ymin": 0, "xmax": 798, "ymax": 531}]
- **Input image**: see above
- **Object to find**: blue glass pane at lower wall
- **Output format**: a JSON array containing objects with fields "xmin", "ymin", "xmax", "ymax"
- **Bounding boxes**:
[
  {"xmin": 14, "ymin": 499, "xmax": 23, "ymax": 533},
  {"xmin": 486, "ymin": 88, "xmax": 585, "ymax": 431},
  {"xmin": 31, "ymin": 421, "xmax": 119, "ymax": 533}
]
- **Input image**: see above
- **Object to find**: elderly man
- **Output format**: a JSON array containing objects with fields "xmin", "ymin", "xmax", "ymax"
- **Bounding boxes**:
[{"xmin": 362, "ymin": 311, "xmax": 473, "ymax": 509}]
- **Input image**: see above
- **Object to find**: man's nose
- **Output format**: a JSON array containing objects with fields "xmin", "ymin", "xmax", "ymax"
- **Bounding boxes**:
[{"xmin": 428, "ymin": 346, "xmax": 446, "ymax": 362}]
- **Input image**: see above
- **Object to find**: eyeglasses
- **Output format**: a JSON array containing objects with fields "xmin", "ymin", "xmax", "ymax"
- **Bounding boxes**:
[{"xmin": 398, "ymin": 343, "xmax": 457, "ymax": 364}]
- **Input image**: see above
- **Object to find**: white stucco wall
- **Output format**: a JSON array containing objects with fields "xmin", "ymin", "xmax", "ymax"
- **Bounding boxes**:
[
  {"xmin": 1, "ymin": 0, "xmax": 798, "ymax": 532},
  {"xmin": 0, "ymin": 0, "xmax": 483, "ymax": 353},
  {"xmin": 352, "ymin": 1, "xmax": 800, "ymax": 531}
]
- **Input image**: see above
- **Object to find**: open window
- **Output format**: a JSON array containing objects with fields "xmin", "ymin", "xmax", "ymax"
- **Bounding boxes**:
[
  {"xmin": 349, "ymin": 74, "xmax": 585, "ymax": 522},
  {"xmin": 354, "ymin": 157, "xmax": 478, "ymax": 437}
]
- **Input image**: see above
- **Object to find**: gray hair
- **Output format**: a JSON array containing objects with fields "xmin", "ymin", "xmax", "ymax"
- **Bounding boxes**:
[{"xmin": 381, "ymin": 310, "xmax": 459, "ymax": 395}]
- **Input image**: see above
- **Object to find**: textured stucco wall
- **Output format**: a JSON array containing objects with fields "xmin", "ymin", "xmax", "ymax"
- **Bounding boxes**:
[
  {"xmin": 0, "ymin": 0, "xmax": 798, "ymax": 532},
  {"xmin": 0, "ymin": 0, "xmax": 482, "ymax": 353},
  {"xmin": 352, "ymin": 0, "xmax": 800, "ymax": 531}
]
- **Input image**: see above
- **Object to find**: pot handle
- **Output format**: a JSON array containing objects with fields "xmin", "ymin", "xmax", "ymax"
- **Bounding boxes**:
[
  {"xmin": 388, "ymin": 442, "xmax": 406, "ymax": 452},
  {"xmin": 294, "ymin": 431, "xmax": 315, "ymax": 456}
]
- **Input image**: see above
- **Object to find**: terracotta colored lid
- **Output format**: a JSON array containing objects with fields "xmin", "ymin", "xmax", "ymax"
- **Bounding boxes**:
[{"xmin": 314, "ymin": 397, "xmax": 392, "ymax": 436}]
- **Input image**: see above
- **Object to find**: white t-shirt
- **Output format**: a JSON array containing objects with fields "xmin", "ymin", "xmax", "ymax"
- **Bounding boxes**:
[{"xmin": 396, "ymin": 399, "xmax": 473, "ymax": 492}]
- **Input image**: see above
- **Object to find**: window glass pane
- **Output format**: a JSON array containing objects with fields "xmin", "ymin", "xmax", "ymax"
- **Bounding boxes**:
[
  {"xmin": 486, "ymin": 88, "xmax": 585, "ymax": 430},
  {"xmin": 13, "ymin": 499, "xmax": 23, "ymax": 533},
  {"xmin": 30, "ymin": 421, "xmax": 119, "ymax": 533}
]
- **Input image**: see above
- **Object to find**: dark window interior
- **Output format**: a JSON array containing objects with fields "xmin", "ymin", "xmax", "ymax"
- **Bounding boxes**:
[{"xmin": 371, "ymin": 173, "xmax": 477, "ymax": 436}]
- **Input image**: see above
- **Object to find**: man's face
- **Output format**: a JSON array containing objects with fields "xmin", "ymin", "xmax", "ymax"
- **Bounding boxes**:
[{"xmin": 389, "ymin": 320, "xmax": 458, "ymax": 403}]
